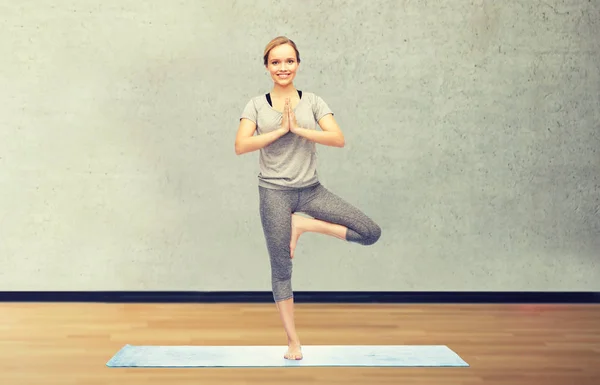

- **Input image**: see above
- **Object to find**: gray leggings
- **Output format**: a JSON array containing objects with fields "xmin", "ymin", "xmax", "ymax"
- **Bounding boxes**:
[{"xmin": 259, "ymin": 182, "xmax": 381, "ymax": 302}]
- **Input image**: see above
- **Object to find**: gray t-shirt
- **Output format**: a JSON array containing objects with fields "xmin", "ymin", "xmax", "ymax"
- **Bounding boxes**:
[{"xmin": 240, "ymin": 91, "xmax": 334, "ymax": 190}]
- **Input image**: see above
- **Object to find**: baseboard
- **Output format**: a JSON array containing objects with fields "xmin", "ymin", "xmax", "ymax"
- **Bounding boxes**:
[{"xmin": 0, "ymin": 291, "xmax": 599, "ymax": 303}]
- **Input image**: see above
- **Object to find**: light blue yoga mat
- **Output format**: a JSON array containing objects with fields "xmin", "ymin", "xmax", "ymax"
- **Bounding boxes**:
[{"xmin": 106, "ymin": 345, "xmax": 469, "ymax": 367}]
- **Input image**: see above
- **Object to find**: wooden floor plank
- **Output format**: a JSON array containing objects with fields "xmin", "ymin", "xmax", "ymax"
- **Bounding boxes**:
[{"xmin": 0, "ymin": 303, "xmax": 598, "ymax": 384}]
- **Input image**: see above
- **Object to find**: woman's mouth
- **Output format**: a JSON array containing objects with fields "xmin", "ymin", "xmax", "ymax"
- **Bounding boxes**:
[{"xmin": 277, "ymin": 73, "xmax": 291, "ymax": 79}]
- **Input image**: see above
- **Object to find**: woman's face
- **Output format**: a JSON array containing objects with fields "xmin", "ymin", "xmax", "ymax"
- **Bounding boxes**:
[{"xmin": 266, "ymin": 44, "xmax": 299, "ymax": 87}]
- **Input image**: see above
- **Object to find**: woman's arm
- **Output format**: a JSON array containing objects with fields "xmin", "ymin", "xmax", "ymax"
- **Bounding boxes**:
[
  {"xmin": 291, "ymin": 127, "xmax": 344, "ymax": 147},
  {"xmin": 290, "ymin": 113, "xmax": 345, "ymax": 148},
  {"xmin": 235, "ymin": 118, "xmax": 288, "ymax": 155}
]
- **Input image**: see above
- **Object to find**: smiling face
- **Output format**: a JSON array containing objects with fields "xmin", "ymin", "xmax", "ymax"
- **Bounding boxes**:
[{"xmin": 265, "ymin": 43, "xmax": 300, "ymax": 87}]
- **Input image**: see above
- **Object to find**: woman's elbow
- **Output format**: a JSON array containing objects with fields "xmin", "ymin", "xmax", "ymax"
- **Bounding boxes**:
[
  {"xmin": 235, "ymin": 142, "xmax": 244, "ymax": 155},
  {"xmin": 337, "ymin": 135, "xmax": 345, "ymax": 148}
]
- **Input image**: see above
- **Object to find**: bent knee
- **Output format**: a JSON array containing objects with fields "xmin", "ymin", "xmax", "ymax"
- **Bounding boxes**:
[{"xmin": 364, "ymin": 223, "xmax": 381, "ymax": 245}]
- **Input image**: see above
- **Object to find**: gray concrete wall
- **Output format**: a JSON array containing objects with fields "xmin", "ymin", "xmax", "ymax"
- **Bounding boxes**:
[{"xmin": 1, "ymin": 0, "xmax": 598, "ymax": 291}]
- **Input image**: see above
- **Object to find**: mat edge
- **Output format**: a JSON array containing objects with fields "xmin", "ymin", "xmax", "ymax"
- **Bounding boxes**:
[{"xmin": 106, "ymin": 344, "xmax": 132, "ymax": 367}]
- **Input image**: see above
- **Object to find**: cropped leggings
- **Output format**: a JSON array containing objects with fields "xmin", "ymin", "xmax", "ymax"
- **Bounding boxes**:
[{"xmin": 259, "ymin": 182, "xmax": 381, "ymax": 302}]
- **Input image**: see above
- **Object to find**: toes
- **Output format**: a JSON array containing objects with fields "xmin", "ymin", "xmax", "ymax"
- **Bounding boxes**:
[{"xmin": 284, "ymin": 348, "xmax": 303, "ymax": 360}]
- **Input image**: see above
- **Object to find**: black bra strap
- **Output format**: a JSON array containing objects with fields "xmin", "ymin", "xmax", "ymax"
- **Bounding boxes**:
[{"xmin": 266, "ymin": 90, "xmax": 302, "ymax": 107}]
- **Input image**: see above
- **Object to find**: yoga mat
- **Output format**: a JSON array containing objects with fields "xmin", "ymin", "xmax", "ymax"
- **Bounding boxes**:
[{"xmin": 106, "ymin": 345, "xmax": 469, "ymax": 367}]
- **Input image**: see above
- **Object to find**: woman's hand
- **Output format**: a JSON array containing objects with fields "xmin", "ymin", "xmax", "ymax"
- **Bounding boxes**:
[
  {"xmin": 280, "ymin": 98, "xmax": 291, "ymax": 134},
  {"xmin": 289, "ymin": 102, "xmax": 299, "ymax": 134}
]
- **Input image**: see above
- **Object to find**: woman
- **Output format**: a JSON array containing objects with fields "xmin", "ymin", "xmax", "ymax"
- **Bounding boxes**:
[{"xmin": 234, "ymin": 36, "xmax": 382, "ymax": 360}]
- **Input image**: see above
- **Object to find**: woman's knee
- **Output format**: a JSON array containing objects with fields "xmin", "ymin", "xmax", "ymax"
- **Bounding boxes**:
[
  {"xmin": 272, "ymin": 265, "xmax": 292, "ymax": 281},
  {"xmin": 272, "ymin": 274, "xmax": 293, "ymax": 301},
  {"xmin": 363, "ymin": 222, "xmax": 381, "ymax": 245}
]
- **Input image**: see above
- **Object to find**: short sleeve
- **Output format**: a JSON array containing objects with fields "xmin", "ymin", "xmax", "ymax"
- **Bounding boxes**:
[
  {"xmin": 313, "ymin": 94, "xmax": 334, "ymax": 122},
  {"xmin": 240, "ymin": 99, "xmax": 257, "ymax": 123}
]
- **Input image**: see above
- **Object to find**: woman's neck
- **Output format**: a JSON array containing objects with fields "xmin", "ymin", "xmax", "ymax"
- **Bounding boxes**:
[{"xmin": 270, "ymin": 84, "xmax": 297, "ymax": 98}]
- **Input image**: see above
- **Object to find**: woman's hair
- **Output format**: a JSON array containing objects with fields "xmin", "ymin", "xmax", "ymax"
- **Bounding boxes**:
[{"xmin": 263, "ymin": 36, "xmax": 301, "ymax": 66}]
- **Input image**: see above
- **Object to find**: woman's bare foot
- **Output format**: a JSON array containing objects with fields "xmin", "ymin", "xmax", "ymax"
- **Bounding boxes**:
[
  {"xmin": 284, "ymin": 341, "xmax": 303, "ymax": 360},
  {"xmin": 290, "ymin": 214, "xmax": 349, "ymax": 258},
  {"xmin": 290, "ymin": 214, "xmax": 307, "ymax": 259},
  {"xmin": 275, "ymin": 299, "xmax": 302, "ymax": 360}
]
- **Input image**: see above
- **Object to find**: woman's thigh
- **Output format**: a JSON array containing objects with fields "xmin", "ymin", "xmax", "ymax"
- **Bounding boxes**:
[
  {"xmin": 259, "ymin": 187, "xmax": 296, "ymax": 269},
  {"xmin": 297, "ymin": 184, "xmax": 381, "ymax": 244}
]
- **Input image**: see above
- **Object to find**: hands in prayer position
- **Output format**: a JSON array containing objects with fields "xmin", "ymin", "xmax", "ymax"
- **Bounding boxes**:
[{"xmin": 280, "ymin": 97, "xmax": 300, "ymax": 134}]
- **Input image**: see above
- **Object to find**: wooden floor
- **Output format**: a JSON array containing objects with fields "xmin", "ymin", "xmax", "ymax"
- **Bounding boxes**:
[{"xmin": 1, "ymin": 303, "xmax": 599, "ymax": 385}]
